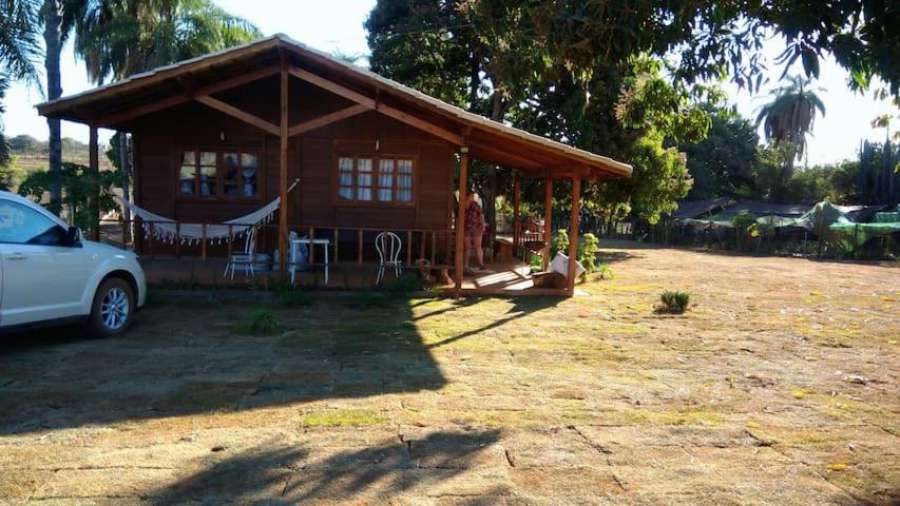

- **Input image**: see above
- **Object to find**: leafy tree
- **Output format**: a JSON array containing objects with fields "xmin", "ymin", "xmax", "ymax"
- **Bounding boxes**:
[
  {"xmin": 681, "ymin": 104, "xmax": 760, "ymax": 200},
  {"xmin": 0, "ymin": 0, "xmax": 43, "ymax": 167},
  {"xmin": 17, "ymin": 161, "xmax": 121, "ymax": 229},
  {"xmin": 0, "ymin": 156, "xmax": 26, "ymax": 191},
  {"xmin": 366, "ymin": 1, "xmax": 899, "ymax": 225}
]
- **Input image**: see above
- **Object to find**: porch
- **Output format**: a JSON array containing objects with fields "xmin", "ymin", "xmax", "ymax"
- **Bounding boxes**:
[{"xmin": 137, "ymin": 256, "xmax": 538, "ymax": 294}]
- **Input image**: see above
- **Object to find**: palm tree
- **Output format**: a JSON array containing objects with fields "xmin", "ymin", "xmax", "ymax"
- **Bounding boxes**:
[
  {"xmin": 755, "ymin": 76, "xmax": 826, "ymax": 165},
  {"xmin": 68, "ymin": 0, "xmax": 260, "ymax": 235},
  {"xmin": 0, "ymin": 0, "xmax": 42, "ymax": 166},
  {"xmin": 73, "ymin": 0, "xmax": 261, "ymax": 83}
]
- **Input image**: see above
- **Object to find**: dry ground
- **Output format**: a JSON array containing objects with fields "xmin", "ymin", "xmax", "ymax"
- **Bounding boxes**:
[{"xmin": 1, "ymin": 242, "xmax": 898, "ymax": 505}]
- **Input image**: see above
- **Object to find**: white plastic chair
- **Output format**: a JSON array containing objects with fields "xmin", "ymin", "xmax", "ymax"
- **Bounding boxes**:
[
  {"xmin": 375, "ymin": 232, "xmax": 402, "ymax": 284},
  {"xmin": 224, "ymin": 227, "xmax": 257, "ymax": 279}
]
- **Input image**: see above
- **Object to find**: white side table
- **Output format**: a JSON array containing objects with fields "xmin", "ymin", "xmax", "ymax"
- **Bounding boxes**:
[{"xmin": 289, "ymin": 237, "xmax": 330, "ymax": 286}]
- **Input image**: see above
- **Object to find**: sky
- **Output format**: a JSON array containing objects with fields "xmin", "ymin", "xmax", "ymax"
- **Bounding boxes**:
[{"xmin": 2, "ymin": 0, "xmax": 897, "ymax": 166}]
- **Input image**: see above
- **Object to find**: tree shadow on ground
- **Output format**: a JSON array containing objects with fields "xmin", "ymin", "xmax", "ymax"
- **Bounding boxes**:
[
  {"xmin": 596, "ymin": 250, "xmax": 639, "ymax": 265},
  {"xmin": 0, "ymin": 293, "xmax": 553, "ymax": 436},
  {"xmin": 148, "ymin": 429, "xmax": 504, "ymax": 504}
]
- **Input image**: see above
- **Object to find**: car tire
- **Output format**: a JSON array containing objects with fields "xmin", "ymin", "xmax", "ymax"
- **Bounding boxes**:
[{"xmin": 88, "ymin": 277, "xmax": 135, "ymax": 337}]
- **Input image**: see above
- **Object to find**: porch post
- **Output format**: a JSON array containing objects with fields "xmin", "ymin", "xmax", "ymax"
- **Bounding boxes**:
[
  {"xmin": 88, "ymin": 125, "xmax": 100, "ymax": 241},
  {"xmin": 512, "ymin": 172, "xmax": 520, "ymax": 255},
  {"xmin": 566, "ymin": 176, "xmax": 582, "ymax": 295},
  {"xmin": 454, "ymin": 147, "xmax": 469, "ymax": 292},
  {"xmin": 278, "ymin": 58, "xmax": 289, "ymax": 276},
  {"xmin": 542, "ymin": 175, "xmax": 553, "ymax": 270}
]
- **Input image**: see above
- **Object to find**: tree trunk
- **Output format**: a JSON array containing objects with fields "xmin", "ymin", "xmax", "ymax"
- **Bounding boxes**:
[
  {"xmin": 43, "ymin": 0, "xmax": 63, "ymax": 214},
  {"xmin": 482, "ymin": 93, "xmax": 507, "ymax": 258},
  {"xmin": 119, "ymin": 133, "xmax": 132, "ymax": 244}
]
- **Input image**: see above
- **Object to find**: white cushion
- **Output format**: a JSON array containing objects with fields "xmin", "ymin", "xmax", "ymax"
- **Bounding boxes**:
[{"xmin": 549, "ymin": 252, "xmax": 585, "ymax": 277}]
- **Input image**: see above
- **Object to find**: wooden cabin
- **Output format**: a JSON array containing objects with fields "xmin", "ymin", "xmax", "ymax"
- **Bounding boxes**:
[{"xmin": 37, "ymin": 34, "xmax": 631, "ymax": 296}]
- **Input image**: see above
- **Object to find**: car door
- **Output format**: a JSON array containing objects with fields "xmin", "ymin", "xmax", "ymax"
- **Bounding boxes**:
[{"xmin": 0, "ymin": 199, "xmax": 92, "ymax": 326}]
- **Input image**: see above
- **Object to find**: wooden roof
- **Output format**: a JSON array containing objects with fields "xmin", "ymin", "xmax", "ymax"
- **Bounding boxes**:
[{"xmin": 37, "ymin": 34, "xmax": 631, "ymax": 179}]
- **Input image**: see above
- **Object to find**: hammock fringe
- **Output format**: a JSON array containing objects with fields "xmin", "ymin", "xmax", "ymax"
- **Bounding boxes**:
[{"xmin": 118, "ymin": 180, "xmax": 297, "ymax": 246}]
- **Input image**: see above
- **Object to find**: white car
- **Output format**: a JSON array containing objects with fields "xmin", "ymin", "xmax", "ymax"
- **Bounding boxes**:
[{"xmin": 0, "ymin": 191, "xmax": 146, "ymax": 336}]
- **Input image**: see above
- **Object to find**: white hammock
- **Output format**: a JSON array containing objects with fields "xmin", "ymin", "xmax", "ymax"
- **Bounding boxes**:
[{"xmin": 118, "ymin": 179, "xmax": 298, "ymax": 245}]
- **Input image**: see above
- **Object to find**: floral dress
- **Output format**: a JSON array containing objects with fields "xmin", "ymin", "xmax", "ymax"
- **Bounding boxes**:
[{"xmin": 465, "ymin": 200, "xmax": 485, "ymax": 238}]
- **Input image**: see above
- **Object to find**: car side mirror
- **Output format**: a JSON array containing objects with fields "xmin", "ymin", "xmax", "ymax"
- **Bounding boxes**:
[{"xmin": 66, "ymin": 226, "xmax": 82, "ymax": 247}]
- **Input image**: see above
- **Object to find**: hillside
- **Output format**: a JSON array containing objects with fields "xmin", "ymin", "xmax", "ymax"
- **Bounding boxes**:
[{"xmin": 8, "ymin": 134, "xmax": 115, "ymax": 173}]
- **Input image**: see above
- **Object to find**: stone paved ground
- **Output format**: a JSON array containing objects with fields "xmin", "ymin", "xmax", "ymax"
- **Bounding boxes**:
[{"xmin": 1, "ymin": 242, "xmax": 898, "ymax": 505}]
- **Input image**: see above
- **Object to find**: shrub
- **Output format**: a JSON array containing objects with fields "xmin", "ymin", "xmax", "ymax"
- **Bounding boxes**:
[
  {"xmin": 238, "ymin": 309, "xmax": 281, "ymax": 335},
  {"xmin": 578, "ymin": 233, "xmax": 601, "ymax": 273},
  {"xmin": 731, "ymin": 211, "xmax": 757, "ymax": 231},
  {"xmin": 659, "ymin": 291, "xmax": 690, "ymax": 314},
  {"xmin": 550, "ymin": 229, "xmax": 569, "ymax": 257},
  {"xmin": 528, "ymin": 253, "xmax": 543, "ymax": 272},
  {"xmin": 596, "ymin": 264, "xmax": 615, "ymax": 280}
]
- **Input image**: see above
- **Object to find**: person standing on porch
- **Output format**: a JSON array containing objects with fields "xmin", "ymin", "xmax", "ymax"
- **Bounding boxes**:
[{"xmin": 464, "ymin": 190, "xmax": 486, "ymax": 272}]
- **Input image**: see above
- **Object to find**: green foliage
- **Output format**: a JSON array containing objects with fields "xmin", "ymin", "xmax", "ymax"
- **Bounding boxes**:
[
  {"xmin": 577, "ymin": 233, "xmax": 601, "ymax": 274},
  {"xmin": 0, "ymin": 156, "xmax": 25, "ymax": 191},
  {"xmin": 856, "ymin": 140, "xmax": 899, "ymax": 205},
  {"xmin": 659, "ymin": 291, "xmax": 690, "ymax": 314},
  {"xmin": 682, "ymin": 104, "xmax": 760, "ymax": 200},
  {"xmin": 17, "ymin": 162, "xmax": 121, "ymax": 227},
  {"xmin": 0, "ymin": 0, "xmax": 42, "ymax": 85},
  {"xmin": 550, "ymin": 229, "xmax": 568, "ymax": 258},
  {"xmin": 755, "ymin": 76, "xmax": 827, "ymax": 164},
  {"xmin": 596, "ymin": 264, "xmax": 615, "ymax": 280},
  {"xmin": 528, "ymin": 252, "xmax": 543, "ymax": 272},
  {"xmin": 237, "ymin": 308, "xmax": 281, "ymax": 335},
  {"xmin": 731, "ymin": 211, "xmax": 758, "ymax": 232},
  {"xmin": 73, "ymin": 0, "xmax": 263, "ymax": 84}
]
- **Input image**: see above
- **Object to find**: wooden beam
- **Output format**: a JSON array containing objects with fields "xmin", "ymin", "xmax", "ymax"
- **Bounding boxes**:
[
  {"xmin": 469, "ymin": 140, "xmax": 543, "ymax": 170},
  {"xmin": 454, "ymin": 148, "xmax": 469, "ymax": 292},
  {"xmin": 288, "ymin": 66, "xmax": 376, "ymax": 108},
  {"xmin": 100, "ymin": 95, "xmax": 190, "ymax": 127},
  {"xmin": 278, "ymin": 61, "xmax": 290, "ymax": 277},
  {"xmin": 375, "ymin": 103, "xmax": 462, "ymax": 146},
  {"xmin": 288, "ymin": 65, "xmax": 462, "ymax": 145},
  {"xmin": 566, "ymin": 176, "xmax": 582, "ymax": 295},
  {"xmin": 288, "ymin": 104, "xmax": 370, "ymax": 137},
  {"xmin": 99, "ymin": 65, "xmax": 280, "ymax": 128},
  {"xmin": 195, "ymin": 95, "xmax": 280, "ymax": 136},
  {"xmin": 542, "ymin": 176, "xmax": 553, "ymax": 270},
  {"xmin": 89, "ymin": 125, "xmax": 100, "ymax": 241},
  {"xmin": 512, "ymin": 172, "xmax": 520, "ymax": 254},
  {"xmin": 195, "ymin": 64, "xmax": 279, "ymax": 97}
]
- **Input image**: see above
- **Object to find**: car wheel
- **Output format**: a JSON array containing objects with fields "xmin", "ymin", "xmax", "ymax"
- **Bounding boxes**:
[{"xmin": 88, "ymin": 278, "xmax": 135, "ymax": 337}]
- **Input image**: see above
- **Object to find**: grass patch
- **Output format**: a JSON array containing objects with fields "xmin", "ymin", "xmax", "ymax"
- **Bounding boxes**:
[
  {"xmin": 299, "ymin": 409, "xmax": 387, "ymax": 427},
  {"xmin": 658, "ymin": 291, "xmax": 691, "ymax": 314},
  {"xmin": 338, "ymin": 292, "xmax": 397, "ymax": 309},
  {"xmin": 614, "ymin": 408, "xmax": 727, "ymax": 426},
  {"xmin": 235, "ymin": 309, "xmax": 282, "ymax": 335},
  {"xmin": 276, "ymin": 289, "xmax": 314, "ymax": 308},
  {"xmin": 382, "ymin": 273, "xmax": 424, "ymax": 294}
]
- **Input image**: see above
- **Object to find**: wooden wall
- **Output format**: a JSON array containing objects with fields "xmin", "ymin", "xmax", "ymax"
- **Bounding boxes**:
[{"xmin": 131, "ymin": 76, "xmax": 455, "ymax": 240}]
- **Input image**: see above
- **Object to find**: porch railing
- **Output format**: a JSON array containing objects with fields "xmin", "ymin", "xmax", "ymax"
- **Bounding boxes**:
[{"xmin": 98, "ymin": 218, "xmax": 455, "ymax": 268}]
